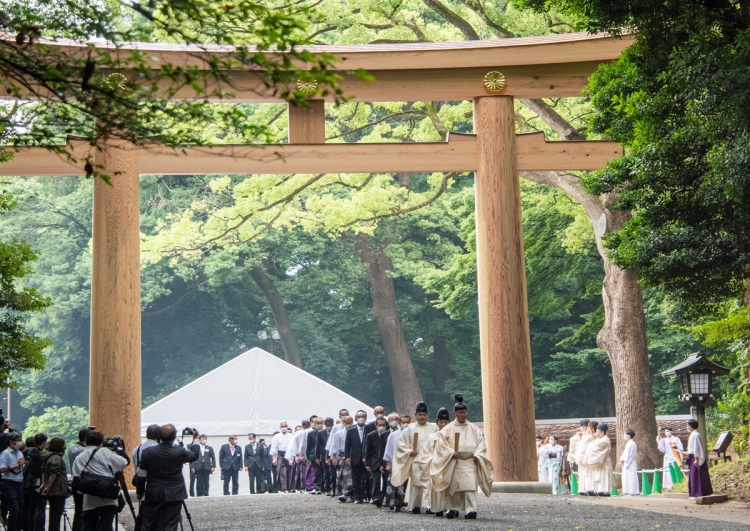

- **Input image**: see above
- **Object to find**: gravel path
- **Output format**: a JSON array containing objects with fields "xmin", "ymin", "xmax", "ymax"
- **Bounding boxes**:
[{"xmin": 117, "ymin": 492, "xmax": 750, "ymax": 531}]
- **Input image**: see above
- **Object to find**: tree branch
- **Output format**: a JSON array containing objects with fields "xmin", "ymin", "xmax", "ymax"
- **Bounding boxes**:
[
  {"xmin": 421, "ymin": 0, "xmax": 480, "ymax": 40},
  {"xmin": 519, "ymin": 98, "xmax": 586, "ymax": 140}
]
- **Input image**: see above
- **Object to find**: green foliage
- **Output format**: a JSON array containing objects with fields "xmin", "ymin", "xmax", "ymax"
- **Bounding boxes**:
[
  {"xmin": 0, "ymin": 190, "xmax": 52, "ymax": 384},
  {"xmin": 23, "ymin": 405, "xmax": 89, "ymax": 445}
]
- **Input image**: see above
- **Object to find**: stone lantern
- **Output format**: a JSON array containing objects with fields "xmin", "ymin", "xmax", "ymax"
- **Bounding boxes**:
[{"xmin": 662, "ymin": 352, "xmax": 730, "ymax": 453}]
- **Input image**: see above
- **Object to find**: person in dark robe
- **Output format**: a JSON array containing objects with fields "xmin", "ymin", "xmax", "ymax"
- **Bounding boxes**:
[{"xmin": 682, "ymin": 419, "xmax": 712, "ymax": 499}]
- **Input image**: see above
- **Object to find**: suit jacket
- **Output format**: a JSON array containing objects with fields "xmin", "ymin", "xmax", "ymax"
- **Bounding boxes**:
[
  {"xmin": 364, "ymin": 420, "xmax": 377, "ymax": 439},
  {"xmin": 219, "ymin": 443, "xmax": 242, "ymax": 471},
  {"xmin": 138, "ymin": 442, "xmax": 200, "ymax": 502},
  {"xmin": 192, "ymin": 445, "xmax": 216, "ymax": 472},
  {"xmin": 344, "ymin": 425, "xmax": 366, "ymax": 465},
  {"xmin": 244, "ymin": 442, "xmax": 265, "ymax": 470},
  {"xmin": 315, "ymin": 429, "xmax": 329, "ymax": 462},
  {"xmin": 364, "ymin": 430, "xmax": 382, "ymax": 471},
  {"xmin": 262, "ymin": 444, "xmax": 273, "ymax": 469},
  {"xmin": 305, "ymin": 430, "xmax": 318, "ymax": 462}
]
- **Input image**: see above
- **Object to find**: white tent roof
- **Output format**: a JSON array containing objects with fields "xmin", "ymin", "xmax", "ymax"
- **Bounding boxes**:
[{"xmin": 140, "ymin": 347, "xmax": 373, "ymax": 436}]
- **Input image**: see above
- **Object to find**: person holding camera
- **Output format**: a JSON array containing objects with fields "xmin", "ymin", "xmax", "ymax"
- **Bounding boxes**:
[
  {"xmin": 37, "ymin": 438, "xmax": 72, "ymax": 531},
  {"xmin": 70, "ymin": 431, "xmax": 129, "ymax": 531},
  {"xmin": 136, "ymin": 424, "xmax": 199, "ymax": 531},
  {"xmin": 68, "ymin": 428, "xmax": 91, "ymax": 531},
  {"xmin": 0, "ymin": 432, "xmax": 27, "ymax": 531}
]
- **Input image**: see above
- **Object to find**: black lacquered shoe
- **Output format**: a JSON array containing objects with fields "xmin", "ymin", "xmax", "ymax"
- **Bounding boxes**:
[
  {"xmin": 411, "ymin": 507, "xmax": 421, "ymax": 514},
  {"xmin": 426, "ymin": 509, "xmax": 434, "ymax": 514},
  {"xmin": 435, "ymin": 511, "xmax": 444, "ymax": 517},
  {"xmin": 465, "ymin": 512, "xmax": 477, "ymax": 519},
  {"xmin": 445, "ymin": 510, "xmax": 457, "ymax": 519}
]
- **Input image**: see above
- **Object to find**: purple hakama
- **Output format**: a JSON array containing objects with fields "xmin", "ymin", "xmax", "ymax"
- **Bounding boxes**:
[
  {"xmin": 686, "ymin": 454, "xmax": 713, "ymax": 497},
  {"xmin": 305, "ymin": 461, "xmax": 315, "ymax": 490}
]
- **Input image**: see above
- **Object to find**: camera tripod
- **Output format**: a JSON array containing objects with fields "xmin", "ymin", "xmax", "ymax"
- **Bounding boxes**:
[{"xmin": 61, "ymin": 507, "xmax": 73, "ymax": 530}]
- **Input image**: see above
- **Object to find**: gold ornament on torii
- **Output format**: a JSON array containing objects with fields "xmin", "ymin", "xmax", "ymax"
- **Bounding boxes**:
[
  {"xmin": 484, "ymin": 71, "xmax": 507, "ymax": 92},
  {"xmin": 296, "ymin": 79, "xmax": 318, "ymax": 94}
]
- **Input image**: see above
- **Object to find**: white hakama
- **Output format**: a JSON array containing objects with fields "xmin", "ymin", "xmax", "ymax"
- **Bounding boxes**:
[
  {"xmin": 620, "ymin": 439, "xmax": 639, "ymax": 495},
  {"xmin": 391, "ymin": 422, "xmax": 438, "ymax": 511}
]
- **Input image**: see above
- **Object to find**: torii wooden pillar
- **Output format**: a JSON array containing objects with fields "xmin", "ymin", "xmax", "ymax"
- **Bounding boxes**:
[{"xmin": 474, "ymin": 97, "xmax": 536, "ymax": 481}]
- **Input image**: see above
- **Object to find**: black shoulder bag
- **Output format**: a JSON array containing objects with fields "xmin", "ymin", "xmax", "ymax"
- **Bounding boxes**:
[{"xmin": 72, "ymin": 449, "xmax": 121, "ymax": 499}]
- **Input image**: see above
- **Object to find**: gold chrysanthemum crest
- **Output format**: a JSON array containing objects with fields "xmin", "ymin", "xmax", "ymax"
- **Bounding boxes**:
[
  {"xmin": 296, "ymin": 79, "xmax": 318, "ymax": 94},
  {"xmin": 106, "ymin": 73, "xmax": 128, "ymax": 91},
  {"xmin": 483, "ymin": 71, "xmax": 506, "ymax": 92}
]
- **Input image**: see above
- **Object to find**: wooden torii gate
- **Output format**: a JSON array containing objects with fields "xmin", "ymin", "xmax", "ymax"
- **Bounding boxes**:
[{"xmin": 0, "ymin": 32, "xmax": 630, "ymax": 484}]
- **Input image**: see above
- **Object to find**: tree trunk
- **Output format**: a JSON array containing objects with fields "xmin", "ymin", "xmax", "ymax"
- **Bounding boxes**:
[
  {"xmin": 522, "ymin": 172, "xmax": 661, "ymax": 469},
  {"xmin": 355, "ymin": 234, "xmax": 424, "ymax": 414},
  {"xmin": 432, "ymin": 336, "xmax": 453, "ymax": 394},
  {"xmin": 249, "ymin": 265, "xmax": 303, "ymax": 368}
]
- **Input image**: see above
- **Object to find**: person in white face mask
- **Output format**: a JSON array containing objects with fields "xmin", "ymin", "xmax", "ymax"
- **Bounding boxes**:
[
  {"xmin": 656, "ymin": 428, "xmax": 683, "ymax": 490},
  {"xmin": 333, "ymin": 416, "xmax": 354, "ymax": 501},
  {"xmin": 325, "ymin": 409, "xmax": 350, "ymax": 461},
  {"xmin": 270, "ymin": 422, "xmax": 294, "ymax": 492},
  {"xmin": 619, "ymin": 430, "xmax": 638, "ymax": 496},
  {"xmin": 544, "ymin": 436, "xmax": 565, "ymax": 495},
  {"xmin": 316, "ymin": 417, "xmax": 336, "ymax": 496}
]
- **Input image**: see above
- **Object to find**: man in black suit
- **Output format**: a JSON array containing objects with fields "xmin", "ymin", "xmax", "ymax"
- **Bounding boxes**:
[
  {"xmin": 219, "ymin": 436, "xmax": 242, "ymax": 495},
  {"xmin": 316, "ymin": 417, "xmax": 335, "ymax": 496},
  {"xmin": 306, "ymin": 418, "xmax": 323, "ymax": 494},
  {"xmin": 244, "ymin": 433, "xmax": 265, "ymax": 493},
  {"xmin": 261, "ymin": 438, "xmax": 277, "ymax": 492},
  {"xmin": 190, "ymin": 434, "xmax": 216, "ymax": 497},
  {"xmin": 137, "ymin": 424, "xmax": 200, "ymax": 531},
  {"xmin": 345, "ymin": 410, "xmax": 368, "ymax": 503},
  {"xmin": 365, "ymin": 415, "xmax": 389, "ymax": 507},
  {"xmin": 362, "ymin": 406, "xmax": 383, "ymax": 501}
]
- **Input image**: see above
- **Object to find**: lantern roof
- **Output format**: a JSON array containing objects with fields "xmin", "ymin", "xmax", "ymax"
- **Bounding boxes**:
[{"xmin": 661, "ymin": 351, "xmax": 730, "ymax": 378}]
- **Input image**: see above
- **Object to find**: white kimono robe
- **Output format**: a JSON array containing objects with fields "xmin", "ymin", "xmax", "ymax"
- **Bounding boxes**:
[
  {"xmin": 584, "ymin": 436, "xmax": 613, "ymax": 494},
  {"xmin": 657, "ymin": 435, "xmax": 683, "ymax": 489},
  {"xmin": 575, "ymin": 433, "xmax": 594, "ymax": 492},
  {"xmin": 391, "ymin": 422, "xmax": 437, "ymax": 510},
  {"xmin": 568, "ymin": 433, "xmax": 582, "ymax": 465},
  {"xmin": 537, "ymin": 441, "xmax": 549, "ymax": 482},
  {"xmin": 422, "ymin": 431, "xmax": 446, "ymax": 512},
  {"xmin": 619, "ymin": 439, "xmax": 638, "ymax": 495},
  {"xmin": 431, "ymin": 421, "xmax": 494, "ymax": 514}
]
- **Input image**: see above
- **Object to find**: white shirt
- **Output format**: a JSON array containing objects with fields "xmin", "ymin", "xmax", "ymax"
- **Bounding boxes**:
[
  {"xmin": 270, "ymin": 431, "xmax": 294, "ymax": 456},
  {"xmin": 71, "ymin": 447, "xmax": 128, "ymax": 511},
  {"xmin": 132, "ymin": 439, "xmax": 158, "ymax": 471},
  {"xmin": 545, "ymin": 443, "xmax": 565, "ymax": 463},
  {"xmin": 620, "ymin": 439, "xmax": 637, "ymax": 467},
  {"xmin": 288, "ymin": 429, "xmax": 309, "ymax": 458},
  {"xmin": 0, "ymin": 447, "xmax": 24, "ymax": 482},
  {"xmin": 325, "ymin": 423, "xmax": 346, "ymax": 455},
  {"xmin": 331, "ymin": 426, "xmax": 351, "ymax": 456}
]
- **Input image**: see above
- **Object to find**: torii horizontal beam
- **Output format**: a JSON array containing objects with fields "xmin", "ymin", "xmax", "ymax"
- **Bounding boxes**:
[
  {"xmin": 0, "ymin": 133, "xmax": 622, "ymax": 176},
  {"xmin": 0, "ymin": 33, "xmax": 632, "ymax": 102}
]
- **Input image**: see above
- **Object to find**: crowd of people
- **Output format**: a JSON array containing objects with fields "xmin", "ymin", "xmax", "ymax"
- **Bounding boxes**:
[
  {"xmin": 190, "ymin": 395, "xmax": 495, "ymax": 519},
  {"xmin": 540, "ymin": 417, "xmax": 713, "ymax": 500},
  {"xmin": 0, "ymin": 406, "xmax": 716, "ymax": 531}
]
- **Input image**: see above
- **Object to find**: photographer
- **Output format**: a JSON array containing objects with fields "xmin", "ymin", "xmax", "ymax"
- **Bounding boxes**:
[
  {"xmin": 0, "ymin": 432, "xmax": 27, "ymax": 531},
  {"xmin": 136, "ymin": 424, "xmax": 199, "ymax": 531},
  {"xmin": 70, "ymin": 431, "xmax": 129, "ymax": 531},
  {"xmin": 68, "ymin": 428, "xmax": 91, "ymax": 531}
]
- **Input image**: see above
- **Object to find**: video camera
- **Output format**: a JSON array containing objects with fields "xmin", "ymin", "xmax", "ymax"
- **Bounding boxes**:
[{"xmin": 102, "ymin": 435, "xmax": 126, "ymax": 452}]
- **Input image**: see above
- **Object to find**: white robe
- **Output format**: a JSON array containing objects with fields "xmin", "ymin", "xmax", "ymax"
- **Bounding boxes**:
[
  {"xmin": 657, "ymin": 435, "xmax": 683, "ymax": 489},
  {"xmin": 568, "ymin": 433, "xmax": 582, "ymax": 464},
  {"xmin": 687, "ymin": 430, "xmax": 705, "ymax": 466},
  {"xmin": 619, "ymin": 439, "xmax": 639, "ymax": 495},
  {"xmin": 391, "ymin": 422, "xmax": 438, "ymax": 509},
  {"xmin": 584, "ymin": 436, "xmax": 613, "ymax": 494},
  {"xmin": 431, "ymin": 421, "xmax": 493, "ymax": 498},
  {"xmin": 423, "ymin": 431, "xmax": 446, "ymax": 512},
  {"xmin": 575, "ymin": 433, "xmax": 594, "ymax": 491},
  {"xmin": 537, "ymin": 442, "xmax": 549, "ymax": 482}
]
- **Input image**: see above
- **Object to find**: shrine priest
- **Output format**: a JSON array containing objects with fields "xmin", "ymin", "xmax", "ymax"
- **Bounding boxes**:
[
  {"xmin": 431, "ymin": 395, "xmax": 494, "ymax": 520},
  {"xmin": 657, "ymin": 428, "xmax": 684, "ymax": 490},
  {"xmin": 423, "ymin": 407, "xmax": 451, "ymax": 516},
  {"xmin": 682, "ymin": 419, "xmax": 713, "ymax": 500},
  {"xmin": 567, "ymin": 420, "xmax": 588, "ymax": 470},
  {"xmin": 618, "ymin": 429, "xmax": 638, "ymax": 496},
  {"xmin": 575, "ymin": 420, "xmax": 596, "ymax": 495},
  {"xmin": 582, "ymin": 423, "xmax": 613, "ymax": 496},
  {"xmin": 391, "ymin": 401, "xmax": 438, "ymax": 514}
]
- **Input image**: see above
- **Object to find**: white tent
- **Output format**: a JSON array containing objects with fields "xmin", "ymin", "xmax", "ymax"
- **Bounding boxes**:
[{"xmin": 140, "ymin": 347, "xmax": 373, "ymax": 436}]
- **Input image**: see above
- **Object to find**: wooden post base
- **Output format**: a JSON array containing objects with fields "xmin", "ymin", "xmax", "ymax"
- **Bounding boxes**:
[
  {"xmin": 90, "ymin": 139, "xmax": 142, "ymax": 475},
  {"xmin": 474, "ymin": 96, "xmax": 537, "ymax": 482}
]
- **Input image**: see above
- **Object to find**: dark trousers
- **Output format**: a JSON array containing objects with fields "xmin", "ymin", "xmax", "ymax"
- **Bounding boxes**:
[
  {"xmin": 326, "ymin": 462, "xmax": 336, "ymax": 494},
  {"xmin": 275, "ymin": 454, "xmax": 289, "ymax": 491},
  {"xmin": 311, "ymin": 462, "xmax": 322, "ymax": 491},
  {"xmin": 24, "ymin": 487, "xmax": 37, "ymax": 531},
  {"xmin": 196, "ymin": 469, "xmax": 211, "ymax": 496},
  {"xmin": 188, "ymin": 469, "xmax": 196, "ymax": 497},
  {"xmin": 72, "ymin": 491, "xmax": 84, "ymax": 531},
  {"xmin": 141, "ymin": 500, "xmax": 182, "ymax": 531},
  {"xmin": 222, "ymin": 467, "xmax": 239, "ymax": 495},
  {"xmin": 33, "ymin": 491, "xmax": 48, "ymax": 531},
  {"xmin": 370, "ymin": 468, "xmax": 383, "ymax": 505},
  {"xmin": 264, "ymin": 463, "xmax": 276, "ymax": 492},
  {"xmin": 46, "ymin": 496, "xmax": 66, "ymax": 531},
  {"xmin": 351, "ymin": 462, "xmax": 366, "ymax": 502},
  {"xmin": 247, "ymin": 465, "xmax": 263, "ymax": 493},
  {"xmin": 79, "ymin": 504, "xmax": 118, "ymax": 531},
  {"xmin": 2, "ymin": 481, "xmax": 23, "ymax": 531}
]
